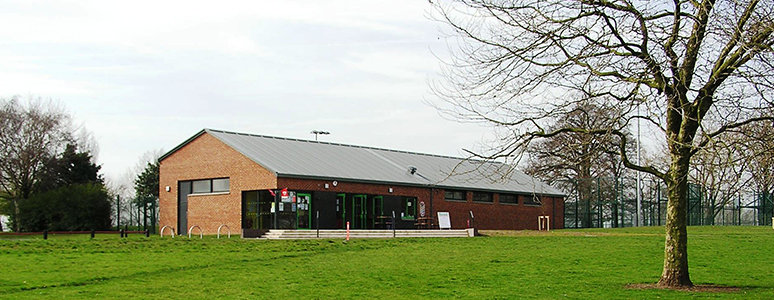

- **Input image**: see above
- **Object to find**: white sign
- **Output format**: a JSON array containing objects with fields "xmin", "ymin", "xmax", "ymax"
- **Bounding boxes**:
[{"xmin": 438, "ymin": 212, "xmax": 451, "ymax": 229}]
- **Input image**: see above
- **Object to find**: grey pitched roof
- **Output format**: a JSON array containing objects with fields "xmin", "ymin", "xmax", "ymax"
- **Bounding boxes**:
[{"xmin": 161, "ymin": 129, "xmax": 564, "ymax": 197}]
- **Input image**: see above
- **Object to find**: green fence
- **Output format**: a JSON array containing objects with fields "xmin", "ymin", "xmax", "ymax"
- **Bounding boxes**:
[{"xmin": 562, "ymin": 177, "xmax": 773, "ymax": 228}]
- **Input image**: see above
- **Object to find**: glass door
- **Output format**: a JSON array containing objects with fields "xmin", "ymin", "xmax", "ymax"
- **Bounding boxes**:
[
  {"xmin": 297, "ymin": 193, "xmax": 312, "ymax": 229},
  {"xmin": 352, "ymin": 195, "xmax": 367, "ymax": 229},
  {"xmin": 371, "ymin": 196, "xmax": 383, "ymax": 229}
]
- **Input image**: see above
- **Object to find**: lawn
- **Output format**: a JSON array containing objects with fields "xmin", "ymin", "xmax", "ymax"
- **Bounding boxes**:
[{"xmin": 0, "ymin": 226, "xmax": 772, "ymax": 299}]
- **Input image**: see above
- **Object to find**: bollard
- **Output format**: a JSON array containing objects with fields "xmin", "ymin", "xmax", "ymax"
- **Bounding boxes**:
[
  {"xmin": 346, "ymin": 221, "xmax": 350, "ymax": 241},
  {"xmin": 145, "ymin": 230, "xmax": 149, "ymax": 237},
  {"xmin": 90, "ymin": 230, "xmax": 95, "ymax": 239},
  {"xmin": 120, "ymin": 229, "xmax": 124, "ymax": 238},
  {"xmin": 124, "ymin": 225, "xmax": 128, "ymax": 238},
  {"xmin": 392, "ymin": 210, "xmax": 396, "ymax": 238},
  {"xmin": 43, "ymin": 230, "xmax": 48, "ymax": 240}
]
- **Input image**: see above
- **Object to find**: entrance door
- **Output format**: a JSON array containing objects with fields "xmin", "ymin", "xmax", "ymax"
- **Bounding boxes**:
[
  {"xmin": 352, "ymin": 195, "xmax": 367, "ymax": 229},
  {"xmin": 371, "ymin": 196, "xmax": 384, "ymax": 228},
  {"xmin": 297, "ymin": 193, "xmax": 312, "ymax": 229},
  {"xmin": 178, "ymin": 181, "xmax": 192, "ymax": 235}
]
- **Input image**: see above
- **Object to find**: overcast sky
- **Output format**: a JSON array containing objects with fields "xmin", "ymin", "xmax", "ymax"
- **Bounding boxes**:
[{"xmin": 1, "ymin": 1, "xmax": 497, "ymax": 183}]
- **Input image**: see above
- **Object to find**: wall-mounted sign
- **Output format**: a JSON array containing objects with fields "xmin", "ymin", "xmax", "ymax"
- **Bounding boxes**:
[
  {"xmin": 419, "ymin": 201, "xmax": 426, "ymax": 217},
  {"xmin": 438, "ymin": 212, "xmax": 451, "ymax": 229},
  {"xmin": 332, "ymin": 181, "xmax": 338, "ymax": 187}
]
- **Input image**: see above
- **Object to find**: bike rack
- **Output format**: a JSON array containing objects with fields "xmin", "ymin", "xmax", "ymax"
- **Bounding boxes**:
[
  {"xmin": 217, "ymin": 224, "xmax": 231, "ymax": 239},
  {"xmin": 160, "ymin": 225, "xmax": 176, "ymax": 238},
  {"xmin": 188, "ymin": 225, "xmax": 203, "ymax": 239}
]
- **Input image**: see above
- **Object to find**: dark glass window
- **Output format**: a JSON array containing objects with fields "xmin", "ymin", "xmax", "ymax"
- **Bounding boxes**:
[
  {"xmin": 499, "ymin": 193, "xmax": 518, "ymax": 204},
  {"xmin": 472, "ymin": 192, "xmax": 493, "ymax": 203},
  {"xmin": 444, "ymin": 190, "xmax": 466, "ymax": 201},
  {"xmin": 524, "ymin": 195, "xmax": 542, "ymax": 206}
]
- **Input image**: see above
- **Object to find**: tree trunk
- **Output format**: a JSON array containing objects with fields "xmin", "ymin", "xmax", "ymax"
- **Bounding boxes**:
[
  {"xmin": 658, "ymin": 155, "xmax": 693, "ymax": 287},
  {"xmin": 12, "ymin": 198, "xmax": 20, "ymax": 233}
]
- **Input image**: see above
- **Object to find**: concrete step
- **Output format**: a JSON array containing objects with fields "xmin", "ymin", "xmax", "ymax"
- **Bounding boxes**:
[{"xmin": 261, "ymin": 229, "xmax": 473, "ymax": 240}]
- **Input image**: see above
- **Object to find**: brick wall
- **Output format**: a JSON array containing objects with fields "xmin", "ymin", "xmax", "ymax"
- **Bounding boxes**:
[
  {"xmin": 278, "ymin": 177, "xmax": 564, "ymax": 230},
  {"xmin": 432, "ymin": 193, "xmax": 565, "ymax": 230},
  {"xmin": 159, "ymin": 132, "xmax": 277, "ymax": 236}
]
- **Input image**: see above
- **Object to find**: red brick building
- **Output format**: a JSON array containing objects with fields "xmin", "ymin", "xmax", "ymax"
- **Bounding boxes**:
[{"xmin": 159, "ymin": 129, "xmax": 564, "ymax": 237}]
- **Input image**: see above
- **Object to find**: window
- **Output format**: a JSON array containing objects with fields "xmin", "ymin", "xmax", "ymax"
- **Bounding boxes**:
[
  {"xmin": 445, "ymin": 190, "xmax": 466, "ymax": 202},
  {"xmin": 472, "ymin": 192, "xmax": 493, "ymax": 203},
  {"xmin": 402, "ymin": 197, "xmax": 416, "ymax": 220},
  {"xmin": 212, "ymin": 178, "xmax": 230, "ymax": 192},
  {"xmin": 190, "ymin": 178, "xmax": 230, "ymax": 194},
  {"xmin": 499, "ymin": 193, "xmax": 518, "ymax": 204},
  {"xmin": 524, "ymin": 195, "xmax": 542, "ymax": 206},
  {"xmin": 192, "ymin": 180, "xmax": 211, "ymax": 193}
]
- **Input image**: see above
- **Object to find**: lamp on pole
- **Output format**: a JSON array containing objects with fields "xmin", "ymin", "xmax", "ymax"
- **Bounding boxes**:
[
  {"xmin": 311, "ymin": 130, "xmax": 330, "ymax": 141},
  {"xmin": 636, "ymin": 103, "xmax": 642, "ymax": 227}
]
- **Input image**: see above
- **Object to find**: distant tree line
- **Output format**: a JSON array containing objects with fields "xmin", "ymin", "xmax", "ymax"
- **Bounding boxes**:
[{"xmin": 0, "ymin": 97, "xmax": 111, "ymax": 232}]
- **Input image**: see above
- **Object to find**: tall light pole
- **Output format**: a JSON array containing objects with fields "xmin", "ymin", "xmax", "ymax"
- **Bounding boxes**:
[
  {"xmin": 636, "ymin": 103, "xmax": 643, "ymax": 227},
  {"xmin": 311, "ymin": 130, "xmax": 330, "ymax": 141}
]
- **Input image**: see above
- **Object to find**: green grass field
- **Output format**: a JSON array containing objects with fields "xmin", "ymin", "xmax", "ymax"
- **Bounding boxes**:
[{"xmin": 1, "ymin": 226, "xmax": 772, "ymax": 299}]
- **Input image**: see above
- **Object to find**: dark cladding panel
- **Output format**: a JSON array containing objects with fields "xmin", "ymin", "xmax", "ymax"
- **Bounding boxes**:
[{"xmin": 312, "ymin": 192, "xmax": 339, "ymax": 229}]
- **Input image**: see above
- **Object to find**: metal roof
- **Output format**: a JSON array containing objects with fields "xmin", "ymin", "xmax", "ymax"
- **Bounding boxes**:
[{"xmin": 162, "ymin": 129, "xmax": 564, "ymax": 196}]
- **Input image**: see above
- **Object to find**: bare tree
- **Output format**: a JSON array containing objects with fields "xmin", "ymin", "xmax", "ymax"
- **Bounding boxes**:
[
  {"xmin": 742, "ymin": 119, "xmax": 774, "ymax": 222},
  {"xmin": 0, "ymin": 97, "xmax": 71, "ymax": 232},
  {"xmin": 525, "ymin": 101, "xmax": 632, "ymax": 227},
  {"xmin": 689, "ymin": 133, "xmax": 750, "ymax": 224},
  {"xmin": 431, "ymin": 0, "xmax": 774, "ymax": 287}
]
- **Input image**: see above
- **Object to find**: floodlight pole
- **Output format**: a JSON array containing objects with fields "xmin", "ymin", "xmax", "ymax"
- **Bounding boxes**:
[
  {"xmin": 311, "ymin": 130, "xmax": 330, "ymax": 141},
  {"xmin": 636, "ymin": 103, "xmax": 643, "ymax": 227}
]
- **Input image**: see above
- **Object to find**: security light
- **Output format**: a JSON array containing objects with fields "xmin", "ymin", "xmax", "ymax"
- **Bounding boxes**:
[{"xmin": 409, "ymin": 166, "xmax": 417, "ymax": 175}]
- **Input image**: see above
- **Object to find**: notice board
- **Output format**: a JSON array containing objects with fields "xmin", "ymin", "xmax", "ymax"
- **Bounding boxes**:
[{"xmin": 437, "ymin": 212, "xmax": 451, "ymax": 229}]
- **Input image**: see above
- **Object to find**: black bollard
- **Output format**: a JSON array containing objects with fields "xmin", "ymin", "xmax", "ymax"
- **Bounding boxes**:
[
  {"xmin": 43, "ymin": 230, "xmax": 48, "ymax": 240},
  {"xmin": 120, "ymin": 229, "xmax": 124, "ymax": 238},
  {"xmin": 145, "ymin": 230, "xmax": 149, "ymax": 237},
  {"xmin": 90, "ymin": 230, "xmax": 95, "ymax": 239}
]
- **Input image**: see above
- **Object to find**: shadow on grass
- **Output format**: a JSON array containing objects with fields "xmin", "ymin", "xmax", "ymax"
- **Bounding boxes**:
[{"xmin": 625, "ymin": 283, "xmax": 749, "ymax": 293}]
